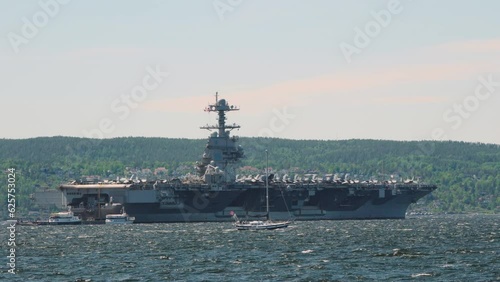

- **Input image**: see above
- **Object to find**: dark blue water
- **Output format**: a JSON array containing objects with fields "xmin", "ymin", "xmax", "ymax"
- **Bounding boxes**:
[{"xmin": 1, "ymin": 214, "xmax": 498, "ymax": 281}]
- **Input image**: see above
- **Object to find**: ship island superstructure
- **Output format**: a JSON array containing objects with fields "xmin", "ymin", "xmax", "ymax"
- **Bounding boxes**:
[{"xmin": 58, "ymin": 94, "xmax": 437, "ymax": 223}]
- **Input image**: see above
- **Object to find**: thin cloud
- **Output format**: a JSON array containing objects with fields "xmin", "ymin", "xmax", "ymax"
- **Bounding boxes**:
[
  {"xmin": 142, "ymin": 59, "xmax": 493, "ymax": 113},
  {"xmin": 372, "ymin": 95, "xmax": 449, "ymax": 105},
  {"xmin": 434, "ymin": 39, "xmax": 500, "ymax": 53}
]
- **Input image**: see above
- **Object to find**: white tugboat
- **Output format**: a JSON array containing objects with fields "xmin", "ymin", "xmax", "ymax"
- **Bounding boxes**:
[
  {"xmin": 48, "ymin": 209, "xmax": 82, "ymax": 225},
  {"xmin": 105, "ymin": 208, "xmax": 135, "ymax": 224}
]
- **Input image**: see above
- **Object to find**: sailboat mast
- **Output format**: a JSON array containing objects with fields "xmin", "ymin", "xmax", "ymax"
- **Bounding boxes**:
[{"xmin": 266, "ymin": 150, "xmax": 269, "ymax": 220}]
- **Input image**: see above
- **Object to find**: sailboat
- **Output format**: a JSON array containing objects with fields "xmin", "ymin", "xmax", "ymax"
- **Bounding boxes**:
[{"xmin": 234, "ymin": 150, "xmax": 292, "ymax": 230}]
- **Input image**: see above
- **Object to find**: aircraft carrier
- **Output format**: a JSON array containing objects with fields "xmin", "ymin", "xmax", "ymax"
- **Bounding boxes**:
[{"xmin": 59, "ymin": 94, "xmax": 437, "ymax": 223}]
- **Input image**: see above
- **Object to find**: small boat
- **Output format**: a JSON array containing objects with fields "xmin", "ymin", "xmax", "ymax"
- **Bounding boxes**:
[
  {"xmin": 234, "ymin": 219, "xmax": 291, "ymax": 230},
  {"xmin": 48, "ymin": 210, "xmax": 82, "ymax": 225},
  {"xmin": 105, "ymin": 209, "xmax": 135, "ymax": 224},
  {"xmin": 234, "ymin": 150, "xmax": 291, "ymax": 230}
]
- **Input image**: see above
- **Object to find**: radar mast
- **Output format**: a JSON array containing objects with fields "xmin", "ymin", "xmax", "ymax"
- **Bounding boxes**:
[
  {"xmin": 200, "ymin": 92, "xmax": 240, "ymax": 135},
  {"xmin": 197, "ymin": 93, "xmax": 244, "ymax": 183}
]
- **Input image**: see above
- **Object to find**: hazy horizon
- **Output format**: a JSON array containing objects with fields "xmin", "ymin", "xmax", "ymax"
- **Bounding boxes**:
[
  {"xmin": 2, "ymin": 135, "xmax": 499, "ymax": 146},
  {"xmin": 1, "ymin": 1, "xmax": 499, "ymax": 144}
]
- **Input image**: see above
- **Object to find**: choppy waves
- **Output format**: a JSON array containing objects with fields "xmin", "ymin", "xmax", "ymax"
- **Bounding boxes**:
[{"xmin": 0, "ymin": 214, "xmax": 498, "ymax": 281}]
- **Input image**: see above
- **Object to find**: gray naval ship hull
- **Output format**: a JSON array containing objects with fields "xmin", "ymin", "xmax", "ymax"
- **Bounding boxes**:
[
  {"xmin": 118, "ymin": 182, "xmax": 436, "ymax": 223},
  {"xmin": 59, "ymin": 182, "xmax": 435, "ymax": 223}
]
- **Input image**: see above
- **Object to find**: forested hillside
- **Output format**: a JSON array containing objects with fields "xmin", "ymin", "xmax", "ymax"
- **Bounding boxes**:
[{"xmin": 1, "ymin": 137, "xmax": 498, "ymax": 216}]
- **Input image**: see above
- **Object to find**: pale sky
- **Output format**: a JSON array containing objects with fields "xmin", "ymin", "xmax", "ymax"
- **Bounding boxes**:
[{"xmin": 1, "ymin": 0, "xmax": 499, "ymax": 144}]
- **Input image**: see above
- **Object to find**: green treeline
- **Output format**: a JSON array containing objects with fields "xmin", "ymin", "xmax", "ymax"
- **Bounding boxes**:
[{"xmin": 0, "ymin": 137, "xmax": 498, "ymax": 216}]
